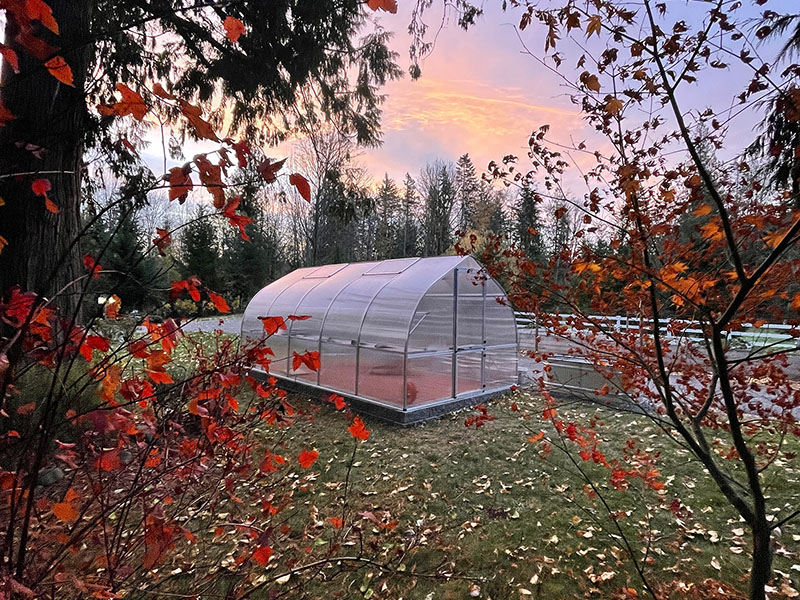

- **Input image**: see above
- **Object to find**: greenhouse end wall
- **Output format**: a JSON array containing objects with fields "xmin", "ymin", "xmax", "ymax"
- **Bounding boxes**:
[{"xmin": 241, "ymin": 256, "xmax": 519, "ymax": 423}]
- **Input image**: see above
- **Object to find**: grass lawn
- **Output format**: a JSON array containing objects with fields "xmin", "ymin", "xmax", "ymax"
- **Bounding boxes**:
[
  {"xmin": 193, "ymin": 386, "xmax": 799, "ymax": 600},
  {"xmin": 38, "ymin": 330, "xmax": 792, "ymax": 600}
]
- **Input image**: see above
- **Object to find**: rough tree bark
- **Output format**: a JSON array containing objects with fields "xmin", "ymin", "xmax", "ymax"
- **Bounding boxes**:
[{"xmin": 0, "ymin": 0, "xmax": 94, "ymax": 320}]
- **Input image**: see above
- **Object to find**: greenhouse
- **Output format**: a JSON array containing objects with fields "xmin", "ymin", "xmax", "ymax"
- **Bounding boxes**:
[{"xmin": 240, "ymin": 256, "xmax": 519, "ymax": 423}]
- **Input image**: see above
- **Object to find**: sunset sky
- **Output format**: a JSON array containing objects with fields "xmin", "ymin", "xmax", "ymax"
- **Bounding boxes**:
[
  {"xmin": 137, "ymin": 1, "xmax": 796, "ymax": 196},
  {"xmin": 356, "ymin": 0, "xmax": 794, "ymax": 188},
  {"xmin": 362, "ymin": 2, "xmax": 589, "ymax": 184}
]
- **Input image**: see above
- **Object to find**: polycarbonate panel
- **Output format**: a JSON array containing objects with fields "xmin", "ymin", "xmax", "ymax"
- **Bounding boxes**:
[
  {"xmin": 360, "ymin": 257, "xmax": 462, "ymax": 351},
  {"xmin": 406, "ymin": 353, "xmax": 452, "ymax": 405},
  {"xmin": 364, "ymin": 257, "xmax": 419, "ymax": 275},
  {"xmin": 240, "ymin": 267, "xmax": 314, "ymax": 344},
  {"xmin": 287, "ymin": 263, "xmax": 374, "ymax": 372},
  {"xmin": 356, "ymin": 348, "xmax": 404, "ymax": 406},
  {"xmin": 484, "ymin": 347, "xmax": 518, "ymax": 389},
  {"xmin": 457, "ymin": 268, "xmax": 484, "ymax": 347},
  {"xmin": 319, "ymin": 268, "xmax": 386, "ymax": 345},
  {"xmin": 303, "ymin": 263, "xmax": 348, "ymax": 278},
  {"xmin": 319, "ymin": 342, "xmax": 356, "ymax": 393},
  {"xmin": 407, "ymin": 273, "xmax": 454, "ymax": 353},
  {"xmin": 264, "ymin": 277, "xmax": 326, "ymax": 375},
  {"xmin": 264, "ymin": 335, "xmax": 289, "ymax": 376},
  {"xmin": 484, "ymin": 296, "xmax": 518, "ymax": 346},
  {"xmin": 457, "ymin": 350, "xmax": 483, "ymax": 395}
]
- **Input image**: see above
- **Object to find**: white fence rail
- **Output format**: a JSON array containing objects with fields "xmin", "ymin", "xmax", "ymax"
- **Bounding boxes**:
[{"xmin": 514, "ymin": 312, "xmax": 800, "ymax": 351}]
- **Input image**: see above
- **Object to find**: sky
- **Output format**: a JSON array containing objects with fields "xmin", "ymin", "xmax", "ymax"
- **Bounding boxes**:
[
  {"xmin": 135, "ymin": 0, "xmax": 797, "ymax": 196},
  {"xmin": 359, "ymin": 2, "xmax": 588, "ymax": 183},
  {"xmin": 140, "ymin": 2, "xmax": 592, "ymax": 190},
  {"xmin": 354, "ymin": 0, "xmax": 796, "ymax": 187}
]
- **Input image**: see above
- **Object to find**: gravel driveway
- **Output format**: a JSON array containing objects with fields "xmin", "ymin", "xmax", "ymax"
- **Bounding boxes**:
[{"xmin": 180, "ymin": 314, "xmax": 243, "ymax": 335}]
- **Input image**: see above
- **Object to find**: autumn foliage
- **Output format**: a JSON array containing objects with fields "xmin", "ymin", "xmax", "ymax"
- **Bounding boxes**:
[
  {"xmin": 450, "ymin": 1, "xmax": 800, "ymax": 599},
  {"xmin": 0, "ymin": 1, "xmax": 394, "ymax": 598}
]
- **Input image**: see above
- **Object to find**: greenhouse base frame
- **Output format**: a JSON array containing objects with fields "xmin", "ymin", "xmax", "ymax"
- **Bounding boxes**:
[{"xmin": 249, "ymin": 367, "xmax": 516, "ymax": 425}]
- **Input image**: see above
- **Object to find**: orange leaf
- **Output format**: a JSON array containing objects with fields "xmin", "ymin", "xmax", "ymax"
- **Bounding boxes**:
[
  {"xmin": 231, "ymin": 140, "xmax": 251, "ymax": 167},
  {"xmin": 580, "ymin": 71, "xmax": 601, "ymax": 92},
  {"xmin": 763, "ymin": 224, "xmax": 794, "ymax": 249},
  {"xmin": 25, "ymin": 0, "xmax": 59, "ymax": 33},
  {"xmin": 298, "ymin": 449, "xmax": 319, "ymax": 469},
  {"xmin": 586, "ymin": 14, "xmax": 602, "ymax": 37},
  {"xmin": 31, "ymin": 178, "xmax": 51, "ymax": 197},
  {"xmin": 44, "ymin": 197, "xmax": 59, "ymax": 213},
  {"xmin": 252, "ymin": 545, "xmax": 273, "ymax": 566},
  {"xmin": 256, "ymin": 158, "xmax": 285, "ymax": 183},
  {"xmin": 96, "ymin": 449, "xmax": 121, "ymax": 471},
  {"xmin": 330, "ymin": 394, "xmax": 346, "ymax": 410},
  {"xmin": 53, "ymin": 500, "xmax": 78, "ymax": 522},
  {"xmin": 289, "ymin": 173, "xmax": 311, "ymax": 202},
  {"xmin": 44, "ymin": 56, "xmax": 74, "ymax": 86},
  {"xmin": 791, "ymin": 292, "xmax": 800, "ymax": 312},
  {"xmin": 179, "ymin": 100, "xmax": 218, "ymax": 141},
  {"xmin": 83, "ymin": 254, "xmax": 102, "ymax": 279},
  {"xmin": 366, "ymin": 0, "xmax": 397, "ymax": 13},
  {"xmin": 80, "ymin": 334, "xmax": 109, "ymax": 361},
  {"xmin": 208, "ymin": 291, "xmax": 230, "ymax": 313},
  {"xmin": 326, "ymin": 516, "xmax": 343, "ymax": 528},
  {"xmin": 692, "ymin": 203, "xmax": 712, "ymax": 217},
  {"xmin": 16, "ymin": 402, "xmax": 36, "ymax": 415},
  {"xmin": 224, "ymin": 16, "xmax": 246, "ymax": 43},
  {"xmin": 167, "ymin": 166, "xmax": 193, "ymax": 203},
  {"xmin": 258, "ymin": 316, "xmax": 286, "ymax": 336},
  {"xmin": 605, "ymin": 97, "xmax": 623, "ymax": 115},
  {"xmin": 97, "ymin": 83, "xmax": 147, "ymax": 120},
  {"xmin": 527, "ymin": 431, "xmax": 545, "ymax": 443},
  {"xmin": 153, "ymin": 228, "xmax": 172, "ymax": 256},
  {"xmin": 0, "ymin": 46, "xmax": 19, "ymax": 73},
  {"xmin": 348, "ymin": 416, "xmax": 370, "ymax": 441},
  {"xmin": 148, "ymin": 369, "xmax": 174, "ymax": 385},
  {"xmin": 292, "ymin": 350, "xmax": 320, "ymax": 371},
  {"xmin": 194, "ymin": 154, "xmax": 225, "ymax": 207},
  {"xmin": 700, "ymin": 220, "xmax": 724, "ymax": 242},
  {"xmin": 152, "ymin": 82, "xmax": 175, "ymax": 100},
  {"xmin": 105, "ymin": 294, "xmax": 121, "ymax": 319}
]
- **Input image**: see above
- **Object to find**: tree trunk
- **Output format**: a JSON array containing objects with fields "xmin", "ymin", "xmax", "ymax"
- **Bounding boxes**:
[
  {"xmin": 750, "ymin": 519, "xmax": 772, "ymax": 600},
  {"xmin": 0, "ymin": 0, "xmax": 93, "ymax": 320}
]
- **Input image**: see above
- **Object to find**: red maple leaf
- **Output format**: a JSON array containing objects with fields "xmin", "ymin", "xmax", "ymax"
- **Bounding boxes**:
[
  {"xmin": 298, "ymin": 449, "xmax": 319, "ymax": 469},
  {"xmin": 348, "ymin": 416, "xmax": 370, "ymax": 441}
]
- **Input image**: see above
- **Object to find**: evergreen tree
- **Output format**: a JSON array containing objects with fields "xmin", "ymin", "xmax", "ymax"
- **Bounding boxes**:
[
  {"xmin": 180, "ymin": 207, "xmax": 220, "ymax": 292},
  {"xmin": 314, "ymin": 169, "xmax": 374, "ymax": 264},
  {"xmin": 487, "ymin": 194, "xmax": 509, "ymax": 237},
  {"xmin": 421, "ymin": 162, "xmax": 456, "ymax": 256},
  {"xmin": 515, "ymin": 183, "xmax": 546, "ymax": 262},
  {"xmin": 85, "ymin": 200, "xmax": 166, "ymax": 312},
  {"xmin": 455, "ymin": 153, "xmax": 480, "ymax": 231},
  {"xmin": 375, "ymin": 174, "xmax": 400, "ymax": 259},
  {"xmin": 399, "ymin": 174, "xmax": 420, "ymax": 257}
]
